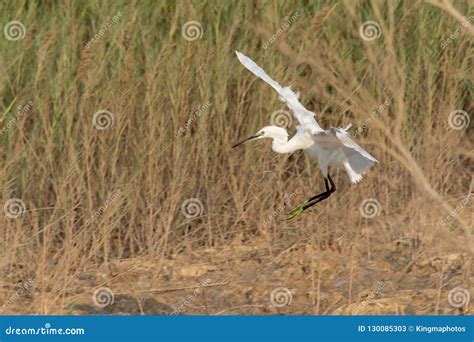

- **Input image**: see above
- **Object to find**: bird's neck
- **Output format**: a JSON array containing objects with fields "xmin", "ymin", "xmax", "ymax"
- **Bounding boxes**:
[
  {"xmin": 271, "ymin": 134, "xmax": 313, "ymax": 154},
  {"xmin": 271, "ymin": 136, "xmax": 290, "ymax": 153}
]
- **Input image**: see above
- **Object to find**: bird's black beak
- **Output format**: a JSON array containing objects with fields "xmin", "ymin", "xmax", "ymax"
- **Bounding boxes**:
[{"xmin": 232, "ymin": 134, "xmax": 261, "ymax": 148}]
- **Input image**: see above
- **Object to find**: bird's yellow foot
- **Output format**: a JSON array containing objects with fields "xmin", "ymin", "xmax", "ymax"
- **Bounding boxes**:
[{"xmin": 286, "ymin": 200, "xmax": 309, "ymax": 221}]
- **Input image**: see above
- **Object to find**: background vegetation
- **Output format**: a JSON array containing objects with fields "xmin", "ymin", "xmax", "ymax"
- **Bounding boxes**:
[{"xmin": 0, "ymin": 0, "xmax": 472, "ymax": 314}]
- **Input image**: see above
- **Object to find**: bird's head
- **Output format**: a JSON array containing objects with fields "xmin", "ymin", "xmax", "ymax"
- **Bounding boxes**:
[{"xmin": 232, "ymin": 126, "xmax": 288, "ymax": 148}]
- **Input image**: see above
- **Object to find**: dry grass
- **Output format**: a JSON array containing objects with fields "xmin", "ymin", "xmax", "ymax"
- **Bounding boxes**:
[{"xmin": 0, "ymin": 0, "xmax": 472, "ymax": 315}]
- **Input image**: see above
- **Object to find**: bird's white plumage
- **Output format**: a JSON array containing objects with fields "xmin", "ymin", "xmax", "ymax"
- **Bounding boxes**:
[
  {"xmin": 235, "ymin": 51, "xmax": 378, "ymax": 184},
  {"xmin": 235, "ymin": 51, "xmax": 322, "ymax": 134}
]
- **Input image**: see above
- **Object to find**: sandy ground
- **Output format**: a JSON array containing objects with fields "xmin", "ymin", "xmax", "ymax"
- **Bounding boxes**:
[{"xmin": 3, "ymin": 232, "xmax": 471, "ymax": 316}]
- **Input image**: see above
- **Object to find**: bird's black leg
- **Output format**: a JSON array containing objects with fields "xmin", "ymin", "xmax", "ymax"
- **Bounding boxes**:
[
  {"xmin": 287, "ymin": 174, "xmax": 336, "ymax": 220},
  {"xmin": 307, "ymin": 178, "xmax": 331, "ymax": 202},
  {"xmin": 303, "ymin": 174, "xmax": 336, "ymax": 210}
]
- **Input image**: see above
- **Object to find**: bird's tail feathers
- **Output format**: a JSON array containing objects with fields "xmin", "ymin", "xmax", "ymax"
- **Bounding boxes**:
[{"xmin": 343, "ymin": 160, "xmax": 363, "ymax": 184}]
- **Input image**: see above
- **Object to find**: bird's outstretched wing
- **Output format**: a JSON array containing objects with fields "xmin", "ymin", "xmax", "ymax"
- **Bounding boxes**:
[
  {"xmin": 332, "ymin": 128, "xmax": 378, "ymax": 174},
  {"xmin": 235, "ymin": 51, "xmax": 321, "ymax": 133}
]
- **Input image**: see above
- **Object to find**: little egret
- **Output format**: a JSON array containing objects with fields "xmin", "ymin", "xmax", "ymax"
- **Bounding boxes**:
[{"xmin": 232, "ymin": 51, "xmax": 378, "ymax": 220}]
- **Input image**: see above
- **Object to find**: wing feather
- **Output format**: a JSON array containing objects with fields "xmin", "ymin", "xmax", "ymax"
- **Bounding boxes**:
[
  {"xmin": 235, "ymin": 51, "xmax": 321, "ymax": 133},
  {"xmin": 334, "ymin": 128, "xmax": 378, "ymax": 174},
  {"xmin": 334, "ymin": 128, "xmax": 378, "ymax": 163}
]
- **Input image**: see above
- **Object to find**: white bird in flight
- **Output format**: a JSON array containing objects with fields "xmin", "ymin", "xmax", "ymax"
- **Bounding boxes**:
[{"xmin": 232, "ymin": 51, "xmax": 378, "ymax": 220}]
